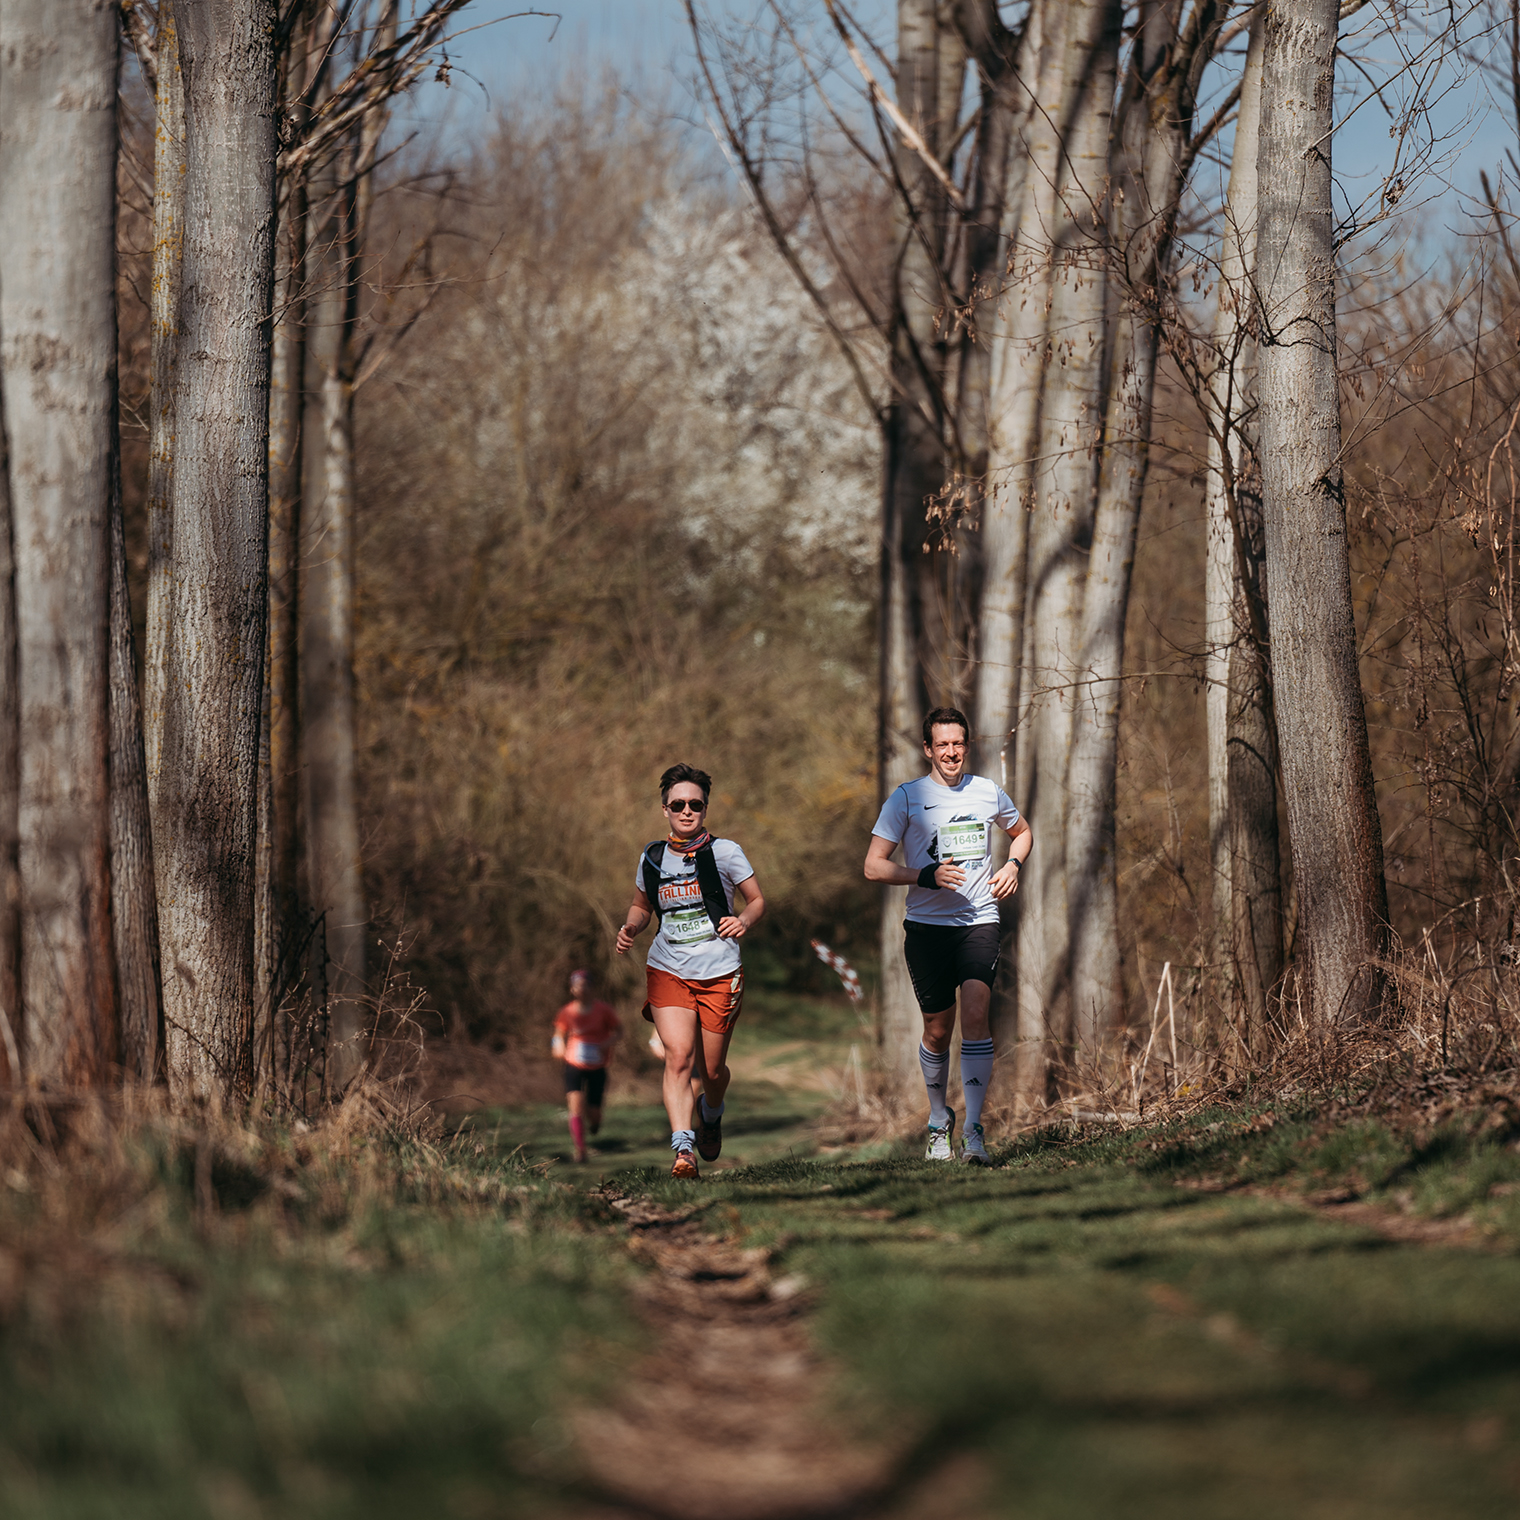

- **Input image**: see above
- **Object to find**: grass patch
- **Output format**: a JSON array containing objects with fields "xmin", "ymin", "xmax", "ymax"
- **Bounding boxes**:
[
  {"xmin": 9, "ymin": 1079, "xmax": 1520, "ymax": 1517},
  {"xmin": 640, "ymin": 1111, "xmax": 1520, "ymax": 1518},
  {"xmin": 0, "ymin": 1097, "xmax": 641, "ymax": 1519}
]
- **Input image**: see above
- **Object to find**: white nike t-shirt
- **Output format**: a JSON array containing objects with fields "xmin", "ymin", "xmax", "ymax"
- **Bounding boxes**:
[
  {"xmin": 638, "ymin": 838, "xmax": 755, "ymax": 980},
  {"xmin": 871, "ymin": 774, "xmax": 1020, "ymax": 927}
]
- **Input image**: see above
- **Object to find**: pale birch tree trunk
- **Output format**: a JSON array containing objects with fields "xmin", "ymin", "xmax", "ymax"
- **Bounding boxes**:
[
  {"xmin": 1205, "ymin": 14, "xmax": 1283, "ymax": 1050},
  {"xmin": 0, "ymin": 0, "xmax": 120, "ymax": 1083},
  {"xmin": 1256, "ymin": 0, "xmax": 1387, "ymax": 1027},
  {"xmin": 1015, "ymin": 0, "xmax": 1121, "ymax": 1098},
  {"xmin": 155, "ymin": 0, "xmax": 277, "ymax": 1099}
]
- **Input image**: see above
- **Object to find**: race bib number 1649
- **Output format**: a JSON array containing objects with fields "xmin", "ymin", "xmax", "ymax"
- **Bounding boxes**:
[{"xmin": 937, "ymin": 819, "xmax": 989, "ymax": 863}]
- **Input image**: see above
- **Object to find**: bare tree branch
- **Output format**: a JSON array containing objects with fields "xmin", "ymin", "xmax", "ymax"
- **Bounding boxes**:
[{"xmin": 822, "ymin": 0, "xmax": 967, "ymax": 212}]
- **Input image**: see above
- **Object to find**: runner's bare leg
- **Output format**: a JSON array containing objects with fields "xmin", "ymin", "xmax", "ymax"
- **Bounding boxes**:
[
  {"xmin": 650, "ymin": 1005, "xmax": 699, "ymax": 1132},
  {"xmin": 691, "ymin": 1024, "xmax": 735, "ymax": 1113}
]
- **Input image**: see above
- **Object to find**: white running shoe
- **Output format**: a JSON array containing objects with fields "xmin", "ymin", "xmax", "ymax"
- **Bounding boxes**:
[
  {"xmin": 961, "ymin": 1122, "xmax": 990, "ymax": 1166},
  {"xmin": 925, "ymin": 1111, "xmax": 956, "ymax": 1162}
]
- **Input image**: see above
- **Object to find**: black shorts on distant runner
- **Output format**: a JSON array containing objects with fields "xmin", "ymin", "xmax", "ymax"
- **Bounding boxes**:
[
  {"xmin": 902, "ymin": 920, "xmax": 1001, "ymax": 1014},
  {"xmin": 562, "ymin": 1065, "xmax": 609, "ymax": 1104}
]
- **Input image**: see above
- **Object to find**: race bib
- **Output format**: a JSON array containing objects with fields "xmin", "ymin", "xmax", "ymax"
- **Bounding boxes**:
[
  {"xmin": 569, "ymin": 1039, "xmax": 604, "ymax": 1067},
  {"xmin": 664, "ymin": 906, "xmax": 718, "ymax": 945},
  {"xmin": 937, "ymin": 819, "xmax": 989, "ymax": 863}
]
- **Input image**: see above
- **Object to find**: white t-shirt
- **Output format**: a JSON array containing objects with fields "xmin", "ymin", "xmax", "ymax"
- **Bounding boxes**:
[
  {"xmin": 871, "ymin": 774, "xmax": 1020, "ymax": 927},
  {"xmin": 638, "ymin": 838, "xmax": 755, "ymax": 980}
]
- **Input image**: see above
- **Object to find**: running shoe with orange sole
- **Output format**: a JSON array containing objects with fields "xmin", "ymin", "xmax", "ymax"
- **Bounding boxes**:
[{"xmin": 671, "ymin": 1148, "xmax": 700, "ymax": 1180}]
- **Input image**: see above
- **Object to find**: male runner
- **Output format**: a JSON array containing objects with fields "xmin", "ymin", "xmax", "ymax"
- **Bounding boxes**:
[
  {"xmin": 864, "ymin": 707, "xmax": 1032, "ymax": 1164},
  {"xmin": 550, "ymin": 969, "xmax": 622, "ymax": 1164},
  {"xmin": 616, "ymin": 764, "xmax": 765, "ymax": 1179}
]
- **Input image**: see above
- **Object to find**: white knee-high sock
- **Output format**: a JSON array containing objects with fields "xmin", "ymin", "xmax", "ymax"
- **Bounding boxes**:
[
  {"xmin": 919, "ymin": 1044, "xmax": 950, "ymax": 1126},
  {"xmin": 960, "ymin": 1039, "xmax": 995, "ymax": 1128}
]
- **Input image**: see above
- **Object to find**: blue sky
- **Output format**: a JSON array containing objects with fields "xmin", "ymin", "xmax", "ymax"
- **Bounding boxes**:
[{"xmin": 409, "ymin": 1, "xmax": 1517, "ymax": 237}]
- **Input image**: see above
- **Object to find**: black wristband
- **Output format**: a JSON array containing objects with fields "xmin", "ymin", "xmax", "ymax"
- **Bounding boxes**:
[{"xmin": 917, "ymin": 863, "xmax": 941, "ymax": 889}]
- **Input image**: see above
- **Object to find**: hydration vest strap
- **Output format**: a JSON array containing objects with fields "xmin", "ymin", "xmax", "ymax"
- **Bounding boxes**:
[{"xmin": 642, "ymin": 840, "xmax": 730, "ymax": 936}]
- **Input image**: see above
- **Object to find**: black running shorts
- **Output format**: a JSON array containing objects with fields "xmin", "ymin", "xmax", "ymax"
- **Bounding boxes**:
[
  {"xmin": 902, "ymin": 920, "xmax": 1001, "ymax": 1014},
  {"xmin": 562, "ymin": 1064, "xmax": 608, "ymax": 1104}
]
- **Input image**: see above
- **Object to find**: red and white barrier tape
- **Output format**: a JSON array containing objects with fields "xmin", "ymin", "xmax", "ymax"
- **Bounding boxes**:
[{"xmin": 810, "ymin": 939, "xmax": 863, "ymax": 1003}]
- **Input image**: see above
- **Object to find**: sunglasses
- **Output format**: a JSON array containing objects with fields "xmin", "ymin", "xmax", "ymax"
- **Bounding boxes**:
[{"xmin": 665, "ymin": 797, "xmax": 707, "ymax": 813}]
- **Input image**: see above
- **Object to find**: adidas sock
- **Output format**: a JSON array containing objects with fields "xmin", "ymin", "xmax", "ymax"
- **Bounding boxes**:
[
  {"xmin": 699, "ymin": 1094, "xmax": 725, "ymax": 1122},
  {"xmin": 918, "ymin": 1044, "xmax": 950, "ymax": 1127},
  {"xmin": 960, "ymin": 1039, "xmax": 995, "ymax": 1129},
  {"xmin": 671, "ymin": 1128, "xmax": 696, "ymax": 1153},
  {"xmin": 568, "ymin": 1115, "xmax": 586, "ymax": 1151}
]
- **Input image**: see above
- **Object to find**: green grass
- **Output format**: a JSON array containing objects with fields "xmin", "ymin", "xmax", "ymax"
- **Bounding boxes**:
[
  {"xmin": 7, "ymin": 1085, "xmax": 1520, "ymax": 1518},
  {"xmin": 629, "ymin": 1119, "xmax": 1520, "ymax": 1518},
  {"xmin": 0, "ymin": 1123, "xmax": 638, "ymax": 1519}
]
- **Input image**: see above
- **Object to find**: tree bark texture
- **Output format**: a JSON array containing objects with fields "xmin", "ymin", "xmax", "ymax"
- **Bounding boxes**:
[
  {"xmin": 145, "ymin": 0, "xmax": 184, "ymax": 812},
  {"xmin": 110, "ymin": 470, "xmax": 164, "ymax": 1082},
  {"xmin": 1014, "ymin": 0, "xmax": 1121, "ymax": 1098},
  {"xmin": 1066, "ymin": 0, "xmax": 1220, "ymax": 1050},
  {"xmin": 302, "ymin": 143, "xmax": 368, "ymax": 1090},
  {"xmin": 0, "ymin": 0, "xmax": 121, "ymax": 1084},
  {"xmin": 1255, "ymin": 0, "xmax": 1387, "ymax": 1026},
  {"xmin": 154, "ymin": 0, "xmax": 277, "ymax": 1099},
  {"xmin": 1204, "ymin": 13, "xmax": 1283, "ymax": 1048}
]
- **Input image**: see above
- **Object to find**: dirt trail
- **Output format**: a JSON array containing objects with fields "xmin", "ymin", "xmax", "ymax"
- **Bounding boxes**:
[{"xmin": 570, "ymin": 1191, "xmax": 931, "ymax": 1520}]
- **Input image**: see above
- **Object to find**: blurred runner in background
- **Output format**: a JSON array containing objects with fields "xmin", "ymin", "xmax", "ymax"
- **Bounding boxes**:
[{"xmin": 551, "ymin": 969, "xmax": 622, "ymax": 1163}]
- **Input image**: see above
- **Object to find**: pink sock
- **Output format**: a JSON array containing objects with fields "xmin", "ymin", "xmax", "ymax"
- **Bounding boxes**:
[{"xmin": 568, "ymin": 1115, "xmax": 586, "ymax": 1151}]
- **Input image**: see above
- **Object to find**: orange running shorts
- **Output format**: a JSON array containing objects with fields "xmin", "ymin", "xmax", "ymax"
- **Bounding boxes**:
[{"xmin": 642, "ymin": 966, "xmax": 746, "ymax": 1035}]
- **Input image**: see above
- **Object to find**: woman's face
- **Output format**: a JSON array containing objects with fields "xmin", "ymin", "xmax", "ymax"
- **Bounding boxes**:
[{"xmin": 663, "ymin": 785, "xmax": 708, "ymax": 839}]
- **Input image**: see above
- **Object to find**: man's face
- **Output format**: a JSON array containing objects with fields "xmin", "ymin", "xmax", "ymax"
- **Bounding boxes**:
[
  {"xmin": 924, "ymin": 724, "xmax": 967, "ymax": 784},
  {"xmin": 569, "ymin": 973, "xmax": 590, "ymax": 999}
]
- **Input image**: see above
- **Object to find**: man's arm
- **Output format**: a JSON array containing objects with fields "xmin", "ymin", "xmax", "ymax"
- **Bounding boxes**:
[
  {"xmin": 989, "ymin": 817, "xmax": 1033, "ymax": 900},
  {"xmin": 863, "ymin": 834, "xmax": 966, "ymax": 891}
]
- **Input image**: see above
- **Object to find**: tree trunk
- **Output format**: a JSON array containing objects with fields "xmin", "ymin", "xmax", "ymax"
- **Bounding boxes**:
[
  {"xmin": 0, "ymin": 370, "xmax": 19, "ymax": 1086},
  {"xmin": 975, "ymin": 0, "xmax": 1048, "ymax": 784},
  {"xmin": 1205, "ymin": 14, "xmax": 1283, "ymax": 1051},
  {"xmin": 0, "ymin": 0, "xmax": 121, "ymax": 1084},
  {"xmin": 261, "ymin": 49, "xmax": 312, "ymax": 1098},
  {"xmin": 1066, "ymin": 1, "xmax": 1221, "ymax": 1049},
  {"xmin": 155, "ymin": 0, "xmax": 277, "ymax": 1100},
  {"xmin": 110, "ymin": 470, "xmax": 164, "ymax": 1082},
  {"xmin": 1015, "ymin": 0, "xmax": 1121, "ymax": 1097},
  {"xmin": 878, "ymin": 0, "xmax": 961, "ymax": 1091},
  {"xmin": 1256, "ymin": 0, "xmax": 1387, "ymax": 1027},
  {"xmin": 145, "ymin": 0, "xmax": 184, "ymax": 830},
  {"xmin": 303, "ymin": 135, "xmax": 369, "ymax": 1090}
]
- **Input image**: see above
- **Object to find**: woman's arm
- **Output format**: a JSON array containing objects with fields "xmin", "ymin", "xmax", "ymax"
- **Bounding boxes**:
[
  {"xmin": 615, "ymin": 889, "xmax": 653, "ymax": 956},
  {"xmin": 718, "ymin": 875, "xmax": 765, "ymax": 939}
]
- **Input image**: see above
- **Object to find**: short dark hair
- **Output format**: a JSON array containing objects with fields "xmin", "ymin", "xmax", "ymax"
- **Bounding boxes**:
[
  {"xmin": 923, "ymin": 707, "xmax": 970, "ymax": 746},
  {"xmin": 659, "ymin": 763, "xmax": 712, "ymax": 803}
]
